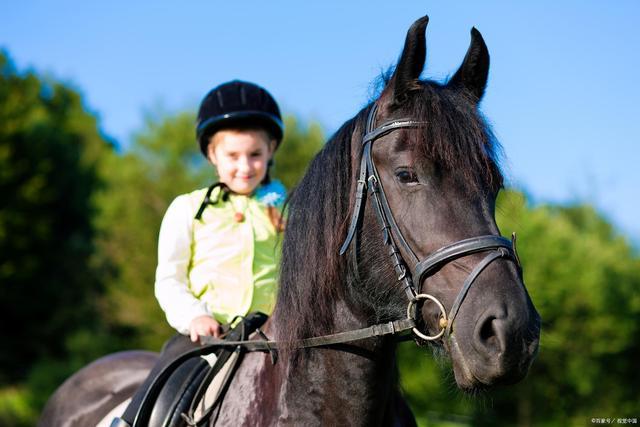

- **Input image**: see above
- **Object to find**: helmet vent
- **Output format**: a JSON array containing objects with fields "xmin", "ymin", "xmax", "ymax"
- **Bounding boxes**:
[
  {"xmin": 216, "ymin": 90, "xmax": 225, "ymax": 108},
  {"xmin": 240, "ymin": 86, "xmax": 247, "ymax": 105}
]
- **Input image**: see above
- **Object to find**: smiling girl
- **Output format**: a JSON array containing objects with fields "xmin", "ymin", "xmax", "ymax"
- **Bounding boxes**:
[{"xmin": 113, "ymin": 80, "xmax": 286, "ymax": 426}]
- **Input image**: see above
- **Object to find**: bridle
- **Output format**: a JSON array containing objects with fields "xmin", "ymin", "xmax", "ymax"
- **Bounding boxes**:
[{"xmin": 339, "ymin": 103, "xmax": 522, "ymax": 341}]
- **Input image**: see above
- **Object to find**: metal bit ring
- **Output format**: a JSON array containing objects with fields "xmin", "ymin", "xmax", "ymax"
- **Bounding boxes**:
[{"xmin": 407, "ymin": 293, "xmax": 448, "ymax": 341}]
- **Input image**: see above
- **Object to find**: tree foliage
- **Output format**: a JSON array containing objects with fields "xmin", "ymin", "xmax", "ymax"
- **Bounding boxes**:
[
  {"xmin": 0, "ymin": 52, "xmax": 111, "ymax": 384},
  {"xmin": 93, "ymin": 110, "xmax": 211, "ymax": 350},
  {"xmin": 273, "ymin": 116, "xmax": 324, "ymax": 189}
]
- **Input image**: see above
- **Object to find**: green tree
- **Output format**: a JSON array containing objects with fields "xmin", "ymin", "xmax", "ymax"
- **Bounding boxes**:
[
  {"xmin": 273, "ymin": 116, "xmax": 324, "ymax": 189},
  {"xmin": 0, "ymin": 51, "xmax": 111, "ymax": 384},
  {"xmin": 94, "ymin": 109, "xmax": 210, "ymax": 350},
  {"xmin": 0, "ymin": 51, "xmax": 115, "ymax": 426}
]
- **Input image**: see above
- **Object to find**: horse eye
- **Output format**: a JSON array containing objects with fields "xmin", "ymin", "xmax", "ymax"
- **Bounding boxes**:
[{"xmin": 395, "ymin": 169, "xmax": 418, "ymax": 184}]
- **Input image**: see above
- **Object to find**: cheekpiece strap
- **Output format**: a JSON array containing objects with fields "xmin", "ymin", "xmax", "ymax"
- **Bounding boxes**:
[{"xmin": 339, "ymin": 103, "xmax": 426, "ymax": 255}]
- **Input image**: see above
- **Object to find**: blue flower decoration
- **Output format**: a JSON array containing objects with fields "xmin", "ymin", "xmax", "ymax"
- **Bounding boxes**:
[{"xmin": 255, "ymin": 180, "xmax": 287, "ymax": 208}]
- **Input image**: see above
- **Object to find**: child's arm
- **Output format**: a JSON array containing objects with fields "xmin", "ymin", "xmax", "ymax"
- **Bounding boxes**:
[{"xmin": 154, "ymin": 195, "xmax": 214, "ymax": 336}]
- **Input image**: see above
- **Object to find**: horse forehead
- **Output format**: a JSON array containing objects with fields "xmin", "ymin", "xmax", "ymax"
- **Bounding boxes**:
[{"xmin": 370, "ymin": 129, "xmax": 418, "ymax": 160}]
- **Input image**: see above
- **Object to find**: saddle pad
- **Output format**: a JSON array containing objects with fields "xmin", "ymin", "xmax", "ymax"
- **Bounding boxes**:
[
  {"xmin": 97, "ymin": 399, "xmax": 131, "ymax": 427},
  {"xmin": 193, "ymin": 350, "xmax": 239, "ymax": 421}
]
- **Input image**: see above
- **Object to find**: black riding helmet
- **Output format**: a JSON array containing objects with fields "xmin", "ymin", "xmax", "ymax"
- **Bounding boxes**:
[{"xmin": 196, "ymin": 80, "xmax": 284, "ymax": 156}]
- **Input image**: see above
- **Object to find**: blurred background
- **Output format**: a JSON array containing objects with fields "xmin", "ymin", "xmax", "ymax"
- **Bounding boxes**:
[{"xmin": 1, "ymin": 1, "xmax": 638, "ymax": 426}]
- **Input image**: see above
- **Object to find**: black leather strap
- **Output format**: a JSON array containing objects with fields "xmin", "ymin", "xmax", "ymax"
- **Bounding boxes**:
[
  {"xmin": 339, "ymin": 148, "xmax": 370, "ymax": 255},
  {"xmin": 414, "ymin": 235, "xmax": 515, "ymax": 285},
  {"xmin": 445, "ymin": 249, "xmax": 514, "ymax": 336},
  {"xmin": 365, "ymin": 160, "xmax": 417, "ymax": 299},
  {"xmin": 365, "ymin": 146, "xmax": 420, "ymax": 266},
  {"xmin": 199, "ymin": 317, "xmax": 416, "ymax": 350},
  {"xmin": 194, "ymin": 182, "xmax": 230, "ymax": 220},
  {"xmin": 362, "ymin": 118, "xmax": 427, "ymax": 145}
]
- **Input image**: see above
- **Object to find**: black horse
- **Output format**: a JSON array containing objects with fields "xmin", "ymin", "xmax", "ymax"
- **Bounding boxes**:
[{"xmin": 40, "ymin": 16, "xmax": 540, "ymax": 426}]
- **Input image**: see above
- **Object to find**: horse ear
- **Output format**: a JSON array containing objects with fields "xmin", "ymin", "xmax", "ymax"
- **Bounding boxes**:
[
  {"xmin": 448, "ymin": 27, "xmax": 490, "ymax": 101},
  {"xmin": 386, "ymin": 15, "xmax": 429, "ymax": 107}
]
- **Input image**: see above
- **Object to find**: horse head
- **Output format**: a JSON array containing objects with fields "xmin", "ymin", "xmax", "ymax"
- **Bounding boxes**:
[{"xmin": 343, "ymin": 16, "xmax": 540, "ymax": 391}]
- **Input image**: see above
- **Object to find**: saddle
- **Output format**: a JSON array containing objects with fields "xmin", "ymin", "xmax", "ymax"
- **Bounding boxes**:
[{"xmin": 141, "ymin": 313, "xmax": 269, "ymax": 427}]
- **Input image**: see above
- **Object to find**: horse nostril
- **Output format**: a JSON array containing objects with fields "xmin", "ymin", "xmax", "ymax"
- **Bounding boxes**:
[
  {"xmin": 474, "ymin": 311, "xmax": 506, "ymax": 356},
  {"xmin": 479, "ymin": 316, "xmax": 500, "ymax": 350},
  {"xmin": 480, "ymin": 316, "xmax": 497, "ymax": 343}
]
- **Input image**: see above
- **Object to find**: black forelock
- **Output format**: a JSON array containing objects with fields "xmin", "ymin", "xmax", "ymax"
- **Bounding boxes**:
[{"xmin": 405, "ymin": 81, "xmax": 504, "ymax": 194}]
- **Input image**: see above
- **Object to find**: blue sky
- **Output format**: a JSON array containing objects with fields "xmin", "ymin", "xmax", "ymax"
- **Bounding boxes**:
[{"xmin": 2, "ymin": 1, "xmax": 639, "ymax": 243}]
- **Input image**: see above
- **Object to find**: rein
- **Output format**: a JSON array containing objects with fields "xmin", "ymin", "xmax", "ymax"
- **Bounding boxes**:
[{"xmin": 199, "ymin": 317, "xmax": 416, "ymax": 353}]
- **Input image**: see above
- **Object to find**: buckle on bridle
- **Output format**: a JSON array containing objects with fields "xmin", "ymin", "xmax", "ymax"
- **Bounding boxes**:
[{"xmin": 407, "ymin": 294, "xmax": 448, "ymax": 341}]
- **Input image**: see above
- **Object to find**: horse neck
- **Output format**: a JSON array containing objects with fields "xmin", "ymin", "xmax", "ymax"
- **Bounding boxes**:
[{"xmin": 272, "ymin": 300, "xmax": 401, "ymax": 425}]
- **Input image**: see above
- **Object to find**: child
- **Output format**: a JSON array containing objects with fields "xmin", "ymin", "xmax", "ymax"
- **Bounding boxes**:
[{"xmin": 113, "ymin": 80, "xmax": 286, "ymax": 427}]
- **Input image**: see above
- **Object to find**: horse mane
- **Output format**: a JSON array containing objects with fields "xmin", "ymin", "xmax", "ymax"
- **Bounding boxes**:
[
  {"xmin": 273, "ymin": 76, "xmax": 504, "ymax": 347},
  {"xmin": 273, "ymin": 111, "xmax": 362, "ymax": 344}
]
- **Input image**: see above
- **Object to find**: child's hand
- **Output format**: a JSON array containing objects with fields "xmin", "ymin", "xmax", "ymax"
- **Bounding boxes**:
[{"xmin": 189, "ymin": 315, "xmax": 222, "ymax": 343}]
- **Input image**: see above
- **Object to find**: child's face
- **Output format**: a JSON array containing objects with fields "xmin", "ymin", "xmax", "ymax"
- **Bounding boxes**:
[{"xmin": 207, "ymin": 129, "xmax": 275, "ymax": 195}]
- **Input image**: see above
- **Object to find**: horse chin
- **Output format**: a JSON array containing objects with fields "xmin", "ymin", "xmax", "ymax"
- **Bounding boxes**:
[
  {"xmin": 446, "ymin": 335, "xmax": 485, "ymax": 392},
  {"xmin": 446, "ymin": 334, "xmax": 529, "ymax": 393}
]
